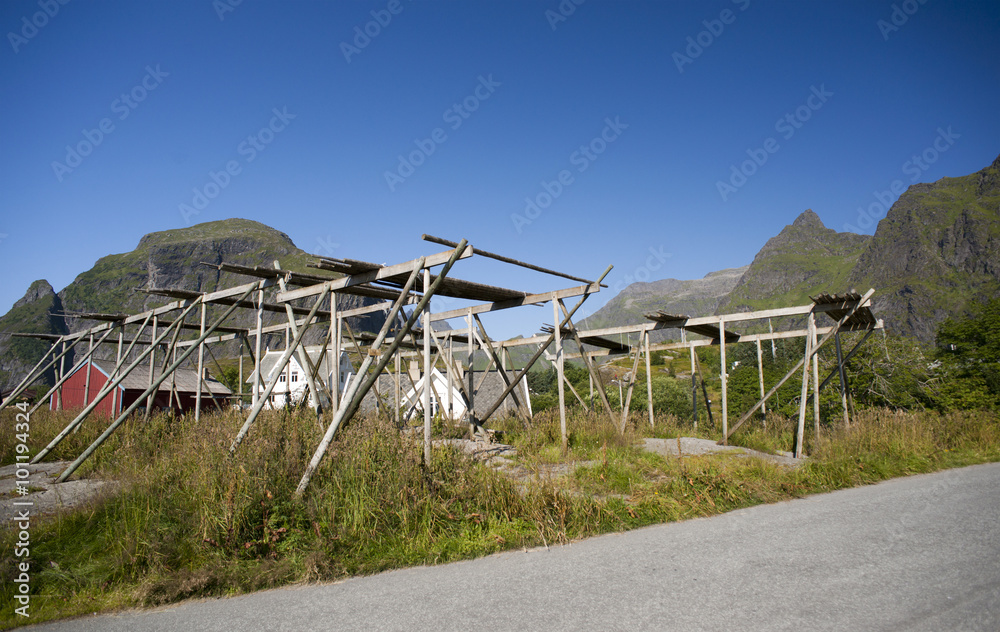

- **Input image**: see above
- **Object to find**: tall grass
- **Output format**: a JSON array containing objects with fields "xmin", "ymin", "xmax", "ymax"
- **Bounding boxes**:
[{"xmin": 1, "ymin": 405, "xmax": 998, "ymax": 628}]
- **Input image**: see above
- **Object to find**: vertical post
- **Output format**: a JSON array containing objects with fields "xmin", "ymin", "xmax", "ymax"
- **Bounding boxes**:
[
  {"xmin": 238, "ymin": 339, "xmax": 244, "ymax": 408},
  {"xmin": 810, "ymin": 312, "xmax": 820, "ymax": 437},
  {"xmin": 554, "ymin": 301, "xmax": 567, "ymax": 454},
  {"xmin": 719, "ymin": 317, "xmax": 728, "ymax": 444},
  {"xmin": 423, "ymin": 269, "xmax": 432, "ymax": 464},
  {"xmin": 834, "ymin": 332, "xmax": 850, "ymax": 428},
  {"xmin": 795, "ymin": 327, "xmax": 812, "ymax": 458},
  {"xmin": 113, "ymin": 327, "xmax": 123, "ymax": 416},
  {"xmin": 145, "ymin": 316, "xmax": 158, "ymax": 419},
  {"xmin": 394, "ymin": 351, "xmax": 401, "ymax": 425},
  {"xmin": 327, "ymin": 292, "xmax": 342, "ymax": 412},
  {"xmin": 644, "ymin": 330, "xmax": 654, "ymax": 428},
  {"xmin": 690, "ymin": 344, "xmax": 698, "ymax": 431},
  {"xmin": 768, "ymin": 318, "xmax": 776, "ymax": 359},
  {"xmin": 196, "ymin": 302, "xmax": 206, "ymax": 421},
  {"xmin": 253, "ymin": 288, "xmax": 263, "ymax": 408},
  {"xmin": 756, "ymin": 339, "xmax": 766, "ymax": 423},
  {"xmin": 447, "ymin": 337, "xmax": 454, "ymax": 418},
  {"xmin": 56, "ymin": 340, "xmax": 65, "ymax": 411},
  {"xmin": 466, "ymin": 309, "xmax": 475, "ymax": 436},
  {"xmin": 83, "ymin": 333, "xmax": 94, "ymax": 407}
]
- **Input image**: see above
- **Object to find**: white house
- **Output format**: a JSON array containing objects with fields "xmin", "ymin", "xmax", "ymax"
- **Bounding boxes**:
[{"xmin": 247, "ymin": 346, "xmax": 354, "ymax": 410}]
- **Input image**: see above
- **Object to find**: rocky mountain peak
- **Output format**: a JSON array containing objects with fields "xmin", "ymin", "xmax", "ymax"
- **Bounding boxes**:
[
  {"xmin": 791, "ymin": 208, "xmax": 824, "ymax": 229},
  {"xmin": 13, "ymin": 280, "xmax": 55, "ymax": 310}
]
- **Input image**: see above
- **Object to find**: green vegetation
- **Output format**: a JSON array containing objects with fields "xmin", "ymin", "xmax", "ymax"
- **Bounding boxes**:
[{"xmin": 3, "ymin": 390, "xmax": 998, "ymax": 629}]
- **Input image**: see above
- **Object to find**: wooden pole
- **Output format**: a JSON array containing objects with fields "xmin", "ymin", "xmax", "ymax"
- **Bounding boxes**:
[
  {"xmin": 719, "ymin": 317, "xmax": 728, "ymax": 444},
  {"xmin": 644, "ymin": 330, "xmax": 654, "ymax": 428},
  {"xmin": 295, "ymin": 243, "xmax": 466, "ymax": 497},
  {"xmin": 83, "ymin": 333, "xmax": 93, "ymax": 408},
  {"xmin": 230, "ymin": 286, "xmax": 331, "ymax": 453},
  {"xmin": 423, "ymin": 269, "xmax": 432, "ymax": 462},
  {"xmin": 32, "ymin": 304, "xmax": 197, "ymax": 464},
  {"xmin": 0, "ymin": 338, "xmax": 61, "ymax": 411},
  {"xmin": 331, "ymin": 294, "xmax": 340, "ymax": 413},
  {"xmin": 252, "ymin": 288, "xmax": 264, "ymax": 408},
  {"xmin": 810, "ymin": 312, "xmax": 821, "ymax": 438},
  {"xmin": 145, "ymin": 316, "xmax": 157, "ymax": 419},
  {"xmin": 57, "ymin": 287, "xmax": 257, "ymax": 482},
  {"xmin": 690, "ymin": 343, "xmax": 697, "ymax": 430},
  {"xmin": 795, "ymin": 326, "xmax": 812, "ymax": 458},
  {"xmin": 756, "ymin": 339, "xmax": 766, "ymax": 423},
  {"xmin": 834, "ymin": 332, "xmax": 851, "ymax": 427},
  {"xmin": 56, "ymin": 340, "xmax": 65, "ymax": 411},
  {"xmin": 467, "ymin": 308, "xmax": 476, "ymax": 437},
  {"xmin": 196, "ymin": 304, "xmax": 206, "ymax": 421},
  {"xmin": 29, "ymin": 326, "xmax": 118, "ymax": 417},
  {"xmin": 554, "ymin": 300, "xmax": 567, "ymax": 454}
]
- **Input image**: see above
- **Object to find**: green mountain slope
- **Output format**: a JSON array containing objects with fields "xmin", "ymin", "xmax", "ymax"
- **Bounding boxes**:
[
  {"xmin": 717, "ymin": 209, "xmax": 870, "ymax": 314},
  {"xmin": 849, "ymin": 154, "xmax": 1000, "ymax": 341},
  {"xmin": 580, "ymin": 267, "xmax": 748, "ymax": 339},
  {"xmin": 0, "ymin": 219, "xmax": 377, "ymax": 392}
]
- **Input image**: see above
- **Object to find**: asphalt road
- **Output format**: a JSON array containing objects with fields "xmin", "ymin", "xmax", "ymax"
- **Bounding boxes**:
[{"xmin": 24, "ymin": 462, "xmax": 1000, "ymax": 631}]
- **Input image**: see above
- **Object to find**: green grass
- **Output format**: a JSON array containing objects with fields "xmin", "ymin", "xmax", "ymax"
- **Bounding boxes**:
[{"xmin": 1, "ymin": 405, "xmax": 999, "ymax": 629}]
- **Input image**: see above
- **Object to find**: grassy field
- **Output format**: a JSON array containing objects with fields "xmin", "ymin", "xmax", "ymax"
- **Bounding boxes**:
[{"xmin": 2, "ymin": 405, "xmax": 998, "ymax": 629}]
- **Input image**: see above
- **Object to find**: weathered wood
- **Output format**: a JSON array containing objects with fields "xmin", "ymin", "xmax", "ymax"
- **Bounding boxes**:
[
  {"xmin": 719, "ymin": 317, "xmax": 728, "ymax": 444},
  {"xmin": 558, "ymin": 299, "xmax": 617, "ymax": 429},
  {"xmin": 230, "ymin": 286, "xmax": 331, "ymax": 454},
  {"xmin": 554, "ymin": 300, "xmax": 567, "ymax": 453},
  {"xmin": 422, "ymin": 234, "xmax": 595, "ymax": 285},
  {"xmin": 430, "ymin": 282, "xmax": 601, "ymax": 323},
  {"xmin": 795, "ymin": 324, "xmax": 813, "ymax": 459},
  {"xmin": 724, "ymin": 290, "xmax": 876, "ymax": 443},
  {"xmin": 32, "ymin": 306, "xmax": 193, "ymax": 464},
  {"xmin": 756, "ymin": 339, "xmax": 766, "ymax": 422},
  {"xmin": 296, "ymin": 243, "xmax": 468, "ymax": 497},
  {"xmin": 277, "ymin": 247, "xmax": 473, "ymax": 302},
  {"xmin": 834, "ymin": 331, "xmax": 850, "ymax": 428},
  {"xmin": 423, "ymin": 269, "xmax": 432, "ymax": 463},
  {"xmin": 57, "ymin": 286, "xmax": 259, "ymax": 482},
  {"xmin": 810, "ymin": 312, "xmax": 820, "ymax": 438},
  {"xmin": 644, "ymin": 330, "xmax": 654, "ymax": 429}
]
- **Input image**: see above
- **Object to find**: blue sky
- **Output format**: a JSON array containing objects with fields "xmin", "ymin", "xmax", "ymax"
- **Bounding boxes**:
[{"xmin": 2, "ymin": 0, "xmax": 998, "ymax": 339}]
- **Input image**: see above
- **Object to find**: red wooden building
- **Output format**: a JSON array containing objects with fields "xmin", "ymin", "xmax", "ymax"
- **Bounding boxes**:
[{"xmin": 50, "ymin": 358, "xmax": 231, "ymax": 416}]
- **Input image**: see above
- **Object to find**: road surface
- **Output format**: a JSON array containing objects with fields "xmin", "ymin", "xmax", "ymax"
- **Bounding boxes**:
[{"xmin": 24, "ymin": 462, "xmax": 1000, "ymax": 631}]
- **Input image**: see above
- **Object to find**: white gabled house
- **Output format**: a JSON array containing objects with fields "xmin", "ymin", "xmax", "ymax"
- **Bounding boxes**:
[{"xmin": 247, "ymin": 346, "xmax": 354, "ymax": 410}]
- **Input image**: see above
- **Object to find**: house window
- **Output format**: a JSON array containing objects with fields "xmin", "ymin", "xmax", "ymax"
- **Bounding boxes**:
[
  {"xmin": 291, "ymin": 372, "xmax": 298, "ymax": 383},
  {"xmin": 278, "ymin": 374, "xmax": 286, "ymax": 383}
]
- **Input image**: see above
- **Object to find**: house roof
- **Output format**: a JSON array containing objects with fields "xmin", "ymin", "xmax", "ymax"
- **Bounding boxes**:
[{"xmin": 90, "ymin": 359, "xmax": 231, "ymax": 395}]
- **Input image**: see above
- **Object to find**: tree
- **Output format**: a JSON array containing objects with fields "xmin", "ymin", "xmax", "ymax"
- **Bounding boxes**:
[{"xmin": 935, "ymin": 297, "xmax": 1000, "ymax": 410}]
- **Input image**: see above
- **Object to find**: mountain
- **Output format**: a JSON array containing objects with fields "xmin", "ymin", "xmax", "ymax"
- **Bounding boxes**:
[
  {"xmin": 0, "ymin": 219, "xmax": 378, "ymax": 392},
  {"xmin": 579, "ymin": 267, "xmax": 747, "ymax": 340},
  {"xmin": 717, "ymin": 209, "xmax": 870, "ymax": 314},
  {"xmin": 0, "ymin": 281, "xmax": 68, "ymax": 392},
  {"xmin": 848, "ymin": 154, "xmax": 1000, "ymax": 341}
]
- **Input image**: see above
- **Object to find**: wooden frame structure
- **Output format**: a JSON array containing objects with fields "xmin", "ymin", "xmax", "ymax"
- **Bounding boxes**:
[
  {"xmin": 1, "ymin": 236, "xmax": 612, "ymax": 495},
  {"xmin": 560, "ymin": 289, "xmax": 882, "ymax": 457}
]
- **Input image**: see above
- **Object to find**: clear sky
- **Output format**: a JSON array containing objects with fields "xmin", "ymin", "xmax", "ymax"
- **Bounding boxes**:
[{"xmin": 2, "ymin": 0, "xmax": 998, "ymax": 339}]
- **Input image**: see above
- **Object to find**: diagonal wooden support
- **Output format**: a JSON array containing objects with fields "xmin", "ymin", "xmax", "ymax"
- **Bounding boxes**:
[
  {"xmin": 229, "ymin": 286, "xmax": 331, "ymax": 454},
  {"xmin": 27, "ymin": 325, "xmax": 118, "ymax": 417},
  {"xmin": 723, "ymin": 289, "xmax": 876, "ymax": 447},
  {"xmin": 472, "ymin": 314, "xmax": 529, "ymax": 420},
  {"xmin": 56, "ymin": 286, "xmax": 258, "ymax": 481},
  {"xmin": 0, "ymin": 336, "xmax": 82, "ymax": 412},
  {"xmin": 295, "ymin": 241, "xmax": 468, "ymax": 498},
  {"xmin": 476, "ymin": 266, "xmax": 611, "ymax": 426},
  {"xmin": 275, "ymin": 264, "xmax": 331, "ymax": 411},
  {"xmin": 32, "ymin": 306, "xmax": 193, "ymax": 464},
  {"xmin": 619, "ymin": 340, "xmax": 644, "ymax": 433},
  {"xmin": 559, "ymin": 299, "xmax": 617, "ymax": 429}
]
